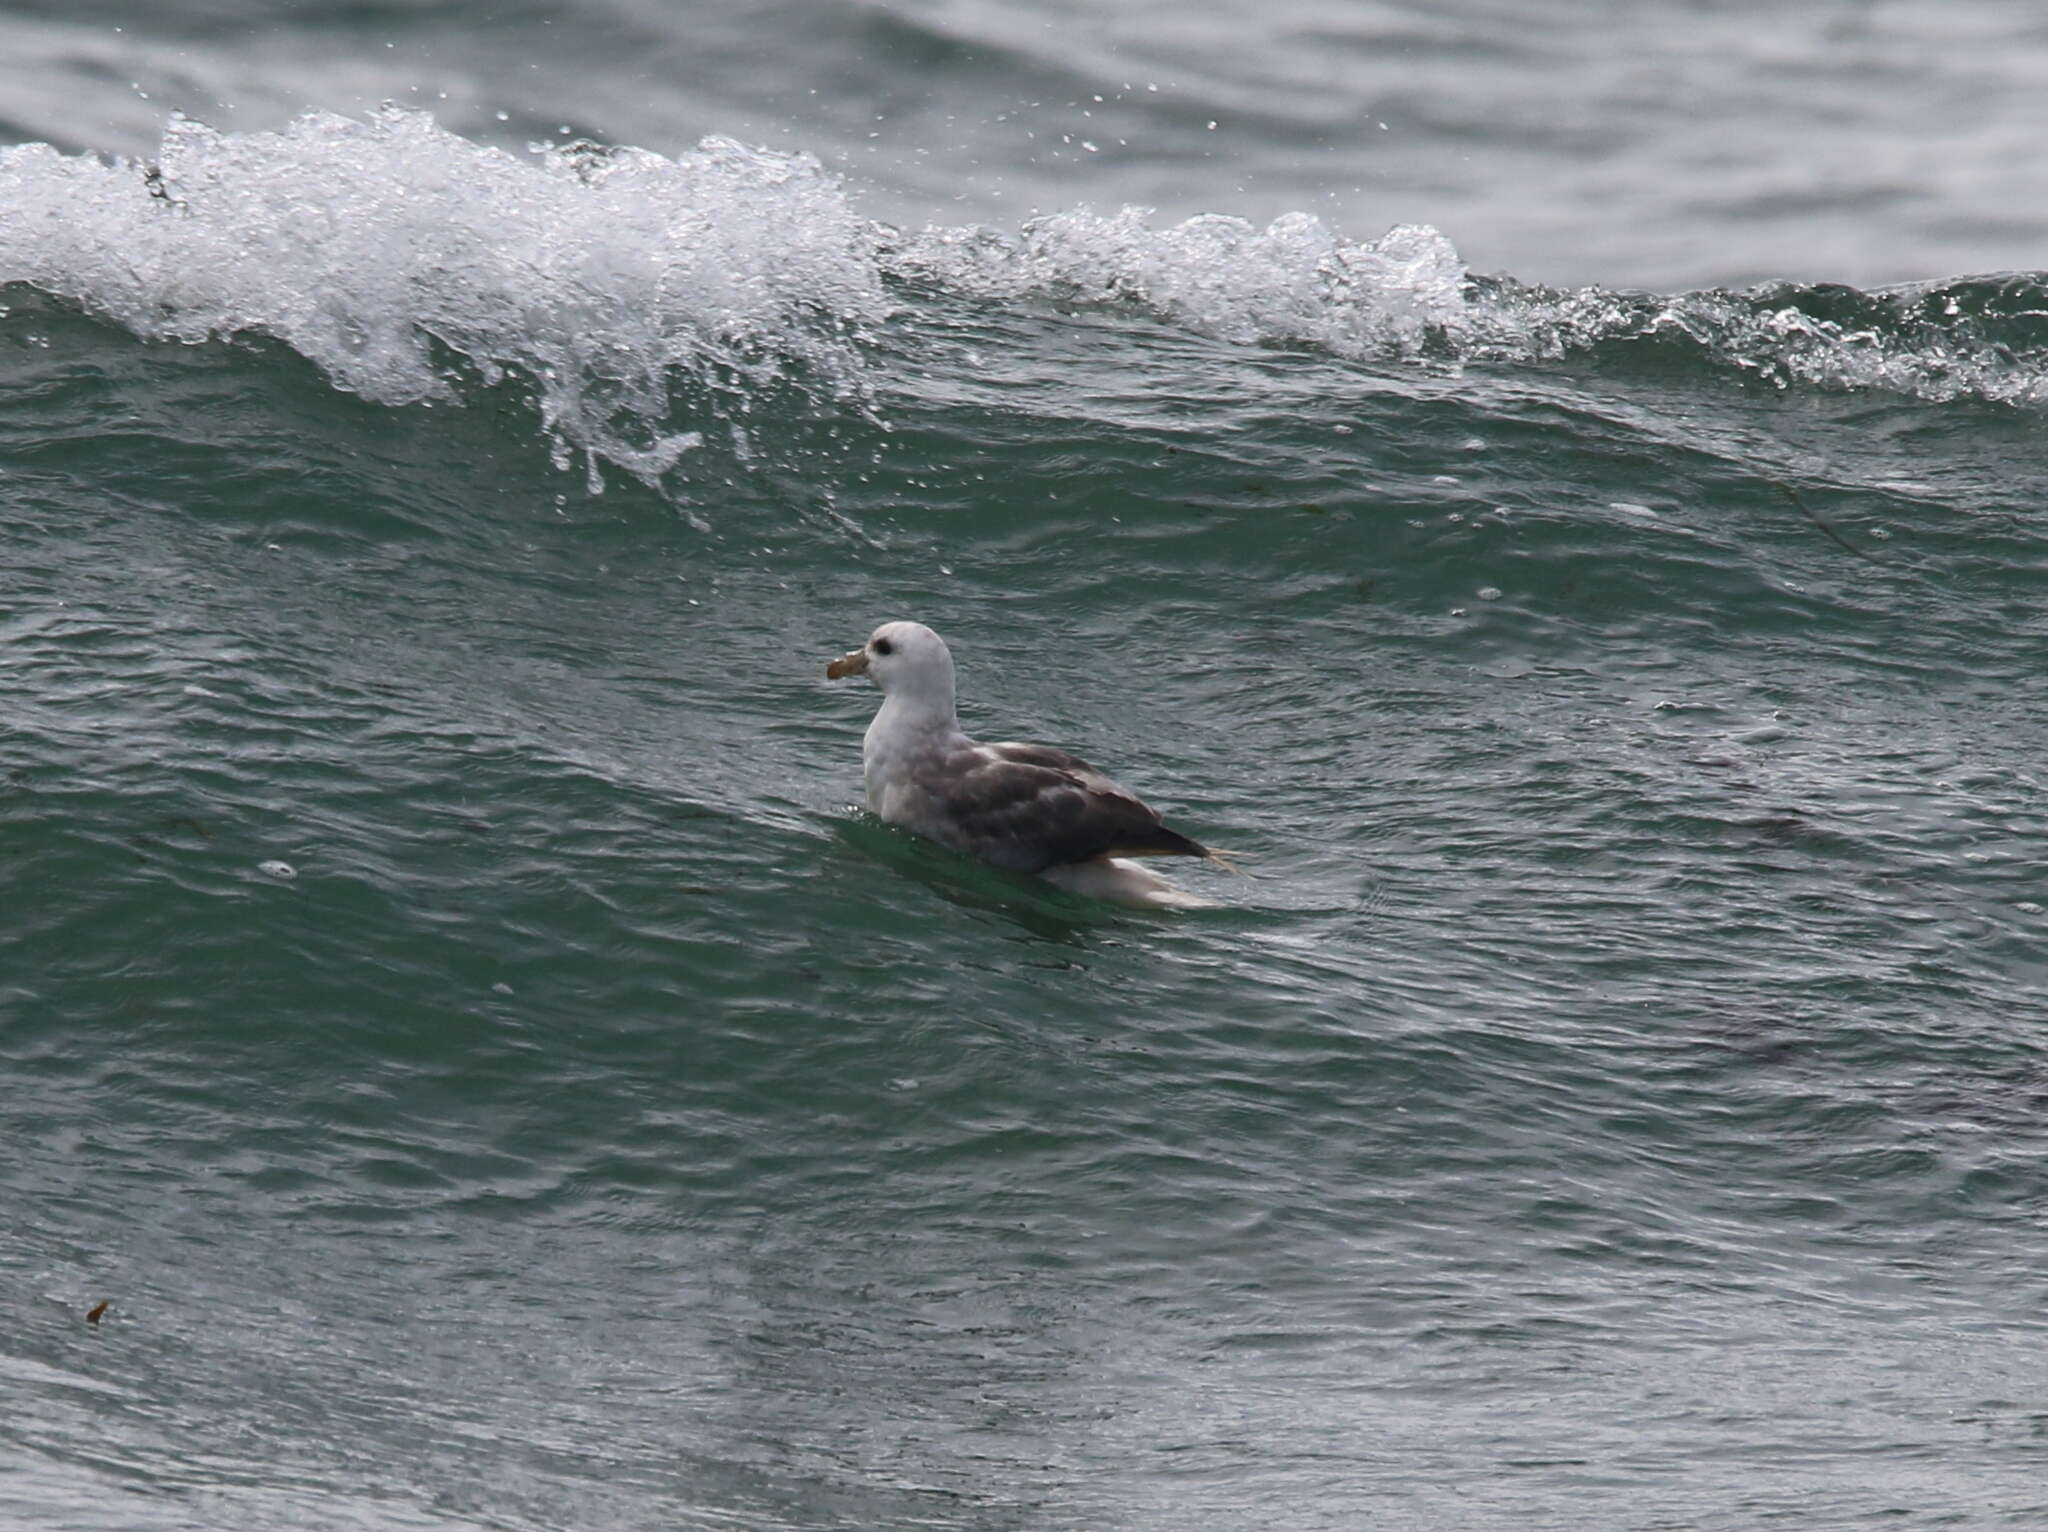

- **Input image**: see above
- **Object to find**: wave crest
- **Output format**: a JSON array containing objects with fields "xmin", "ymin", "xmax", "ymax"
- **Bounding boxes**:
[
  {"xmin": 890, "ymin": 209, "xmax": 1469, "ymax": 357},
  {"xmin": 5, "ymin": 108, "xmax": 2045, "ymax": 494},
  {"xmin": 0, "ymin": 107, "xmax": 892, "ymax": 484},
  {"xmin": 894, "ymin": 206, "xmax": 2048, "ymax": 406}
]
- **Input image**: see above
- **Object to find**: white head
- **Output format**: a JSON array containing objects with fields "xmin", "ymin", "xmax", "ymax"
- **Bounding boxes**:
[{"xmin": 826, "ymin": 621, "xmax": 958, "ymax": 715}]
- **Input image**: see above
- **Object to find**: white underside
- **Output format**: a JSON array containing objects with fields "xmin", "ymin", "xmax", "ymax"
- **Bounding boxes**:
[{"xmin": 1038, "ymin": 857, "xmax": 1216, "ymax": 910}]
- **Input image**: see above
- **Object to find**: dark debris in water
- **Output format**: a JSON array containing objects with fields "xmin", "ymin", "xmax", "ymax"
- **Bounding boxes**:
[
  {"xmin": 140, "ymin": 163, "xmax": 186, "ymax": 213},
  {"xmin": 1778, "ymin": 483, "xmax": 1885, "ymax": 565},
  {"xmin": 1742, "ymin": 810, "xmax": 1825, "ymax": 846}
]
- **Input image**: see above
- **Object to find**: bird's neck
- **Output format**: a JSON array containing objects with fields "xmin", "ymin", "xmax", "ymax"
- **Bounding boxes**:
[
  {"xmin": 866, "ymin": 689, "xmax": 963, "ymax": 758},
  {"xmin": 868, "ymin": 688, "xmax": 954, "ymax": 741}
]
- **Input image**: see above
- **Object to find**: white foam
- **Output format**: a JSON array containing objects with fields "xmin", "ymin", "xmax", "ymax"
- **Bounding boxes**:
[
  {"xmin": 892, "ymin": 205, "xmax": 2048, "ymax": 406},
  {"xmin": 892, "ymin": 208, "xmax": 1472, "ymax": 359},
  {"xmin": 2, "ymin": 108, "xmax": 2037, "ymax": 480},
  {"xmin": 0, "ymin": 108, "xmax": 893, "ymax": 485}
]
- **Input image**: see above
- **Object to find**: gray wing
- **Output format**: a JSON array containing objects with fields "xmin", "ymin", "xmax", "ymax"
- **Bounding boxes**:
[{"xmin": 916, "ymin": 740, "xmax": 1211, "ymax": 873}]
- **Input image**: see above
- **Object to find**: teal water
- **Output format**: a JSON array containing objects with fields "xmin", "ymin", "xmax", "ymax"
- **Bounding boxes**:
[{"xmin": 6, "ymin": 8, "xmax": 2048, "ymax": 1530}]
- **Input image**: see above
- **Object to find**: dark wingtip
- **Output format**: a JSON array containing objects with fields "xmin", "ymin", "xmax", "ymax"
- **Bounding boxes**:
[{"xmin": 1105, "ymin": 824, "xmax": 1217, "ymax": 862}]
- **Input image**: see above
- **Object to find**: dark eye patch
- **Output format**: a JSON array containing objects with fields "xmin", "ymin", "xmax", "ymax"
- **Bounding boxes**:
[{"xmin": 873, "ymin": 636, "xmax": 895, "ymax": 656}]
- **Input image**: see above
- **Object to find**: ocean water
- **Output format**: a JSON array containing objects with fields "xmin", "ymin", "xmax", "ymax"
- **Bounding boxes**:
[{"xmin": 5, "ymin": 4, "xmax": 2048, "ymax": 1529}]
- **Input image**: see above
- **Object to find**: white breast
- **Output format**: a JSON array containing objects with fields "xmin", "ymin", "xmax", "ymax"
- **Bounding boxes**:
[{"xmin": 861, "ymin": 703, "xmax": 964, "ymax": 828}]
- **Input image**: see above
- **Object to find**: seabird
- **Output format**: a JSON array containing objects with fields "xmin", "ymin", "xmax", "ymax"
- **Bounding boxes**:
[{"xmin": 827, "ymin": 621, "xmax": 1225, "ymax": 908}]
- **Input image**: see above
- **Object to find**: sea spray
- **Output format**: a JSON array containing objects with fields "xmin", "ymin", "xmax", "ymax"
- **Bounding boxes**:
[
  {"xmin": 0, "ymin": 107, "xmax": 894, "ymax": 485},
  {"xmin": 6, "ymin": 108, "xmax": 2047, "ymax": 511}
]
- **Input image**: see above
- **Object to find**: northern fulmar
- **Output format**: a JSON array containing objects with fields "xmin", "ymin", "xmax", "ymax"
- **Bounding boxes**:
[{"xmin": 827, "ymin": 621, "xmax": 1226, "ymax": 908}]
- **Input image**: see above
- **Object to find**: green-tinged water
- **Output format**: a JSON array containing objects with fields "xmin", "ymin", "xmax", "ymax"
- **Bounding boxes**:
[{"xmin": 5, "ymin": 8, "xmax": 2048, "ymax": 1530}]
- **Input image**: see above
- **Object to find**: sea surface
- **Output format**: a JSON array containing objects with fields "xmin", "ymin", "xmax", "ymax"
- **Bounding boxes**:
[{"xmin": 4, "ymin": 3, "xmax": 2048, "ymax": 1529}]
